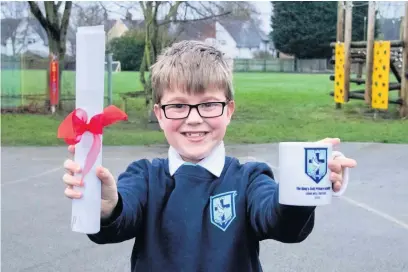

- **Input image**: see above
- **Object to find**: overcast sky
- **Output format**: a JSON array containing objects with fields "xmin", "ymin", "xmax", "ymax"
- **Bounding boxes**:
[
  {"xmin": 253, "ymin": 1, "xmax": 406, "ymax": 35},
  {"xmin": 1, "ymin": 1, "xmax": 405, "ymax": 35},
  {"xmin": 252, "ymin": 1, "xmax": 272, "ymax": 33}
]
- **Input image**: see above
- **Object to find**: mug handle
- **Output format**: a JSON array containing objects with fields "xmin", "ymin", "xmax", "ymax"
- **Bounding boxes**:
[{"xmin": 331, "ymin": 151, "xmax": 349, "ymax": 197}]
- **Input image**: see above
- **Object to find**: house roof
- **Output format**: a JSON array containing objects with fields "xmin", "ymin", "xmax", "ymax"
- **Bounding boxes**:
[
  {"xmin": 173, "ymin": 20, "xmax": 216, "ymax": 42},
  {"xmin": 103, "ymin": 19, "xmax": 117, "ymax": 33},
  {"xmin": 101, "ymin": 17, "xmax": 271, "ymax": 49},
  {"xmin": 27, "ymin": 18, "xmax": 49, "ymax": 45},
  {"xmin": 167, "ymin": 17, "xmax": 269, "ymax": 48},
  {"xmin": 217, "ymin": 18, "xmax": 268, "ymax": 48},
  {"xmin": 122, "ymin": 19, "xmax": 145, "ymax": 29},
  {"xmin": 1, "ymin": 18, "xmax": 23, "ymax": 45},
  {"xmin": 1, "ymin": 17, "xmax": 75, "ymax": 47},
  {"xmin": 120, "ymin": 19, "xmax": 175, "ymax": 33}
]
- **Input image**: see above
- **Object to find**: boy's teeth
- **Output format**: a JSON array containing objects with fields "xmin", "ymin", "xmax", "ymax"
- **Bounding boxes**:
[{"xmin": 186, "ymin": 132, "xmax": 205, "ymax": 137}]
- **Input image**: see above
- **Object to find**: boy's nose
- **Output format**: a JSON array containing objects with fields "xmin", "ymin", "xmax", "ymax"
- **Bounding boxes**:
[{"xmin": 186, "ymin": 107, "xmax": 203, "ymax": 124}]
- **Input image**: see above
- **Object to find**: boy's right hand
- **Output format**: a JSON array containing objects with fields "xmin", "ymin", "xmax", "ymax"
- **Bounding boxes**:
[{"xmin": 63, "ymin": 145, "xmax": 119, "ymax": 220}]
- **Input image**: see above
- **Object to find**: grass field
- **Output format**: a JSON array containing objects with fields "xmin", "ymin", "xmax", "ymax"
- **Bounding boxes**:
[
  {"xmin": 1, "ymin": 69, "xmax": 142, "ymax": 99},
  {"xmin": 1, "ymin": 70, "xmax": 408, "ymax": 146}
]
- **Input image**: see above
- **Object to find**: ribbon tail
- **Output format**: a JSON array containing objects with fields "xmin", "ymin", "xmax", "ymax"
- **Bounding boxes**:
[
  {"xmin": 81, "ymin": 134, "xmax": 101, "ymax": 183},
  {"xmin": 102, "ymin": 105, "xmax": 128, "ymax": 127},
  {"xmin": 57, "ymin": 111, "xmax": 78, "ymax": 145}
]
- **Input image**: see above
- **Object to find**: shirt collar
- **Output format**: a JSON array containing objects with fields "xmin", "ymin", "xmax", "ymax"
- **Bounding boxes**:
[{"xmin": 168, "ymin": 141, "xmax": 225, "ymax": 177}]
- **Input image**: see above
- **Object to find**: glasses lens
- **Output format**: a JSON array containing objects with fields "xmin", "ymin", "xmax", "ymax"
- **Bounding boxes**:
[
  {"xmin": 198, "ymin": 102, "xmax": 224, "ymax": 117},
  {"xmin": 165, "ymin": 104, "xmax": 189, "ymax": 119},
  {"xmin": 164, "ymin": 102, "xmax": 225, "ymax": 119}
]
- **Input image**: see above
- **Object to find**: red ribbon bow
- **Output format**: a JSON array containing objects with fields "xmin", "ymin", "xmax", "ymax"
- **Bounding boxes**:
[{"xmin": 57, "ymin": 105, "xmax": 128, "ymax": 182}]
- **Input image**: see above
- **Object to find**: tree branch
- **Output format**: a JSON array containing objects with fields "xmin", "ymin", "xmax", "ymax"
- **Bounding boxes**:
[
  {"xmin": 56, "ymin": 1, "xmax": 63, "ymax": 10},
  {"xmin": 29, "ymin": 1, "xmax": 60, "ymax": 39},
  {"xmin": 198, "ymin": 2, "xmax": 222, "ymax": 18},
  {"xmin": 97, "ymin": 1, "xmax": 126, "ymax": 18},
  {"xmin": 59, "ymin": 2, "xmax": 72, "ymax": 55},
  {"xmin": 28, "ymin": 2, "xmax": 51, "ymax": 32},
  {"xmin": 183, "ymin": 2, "xmax": 209, "ymax": 19},
  {"xmin": 153, "ymin": 1, "xmax": 161, "ymax": 18},
  {"xmin": 44, "ymin": 2, "xmax": 59, "ymax": 34},
  {"xmin": 53, "ymin": 1, "xmax": 60, "ymax": 26},
  {"xmin": 158, "ymin": 11, "xmax": 231, "ymax": 26},
  {"xmin": 61, "ymin": 2, "xmax": 72, "ymax": 32},
  {"xmin": 162, "ymin": 1, "xmax": 183, "ymax": 23}
]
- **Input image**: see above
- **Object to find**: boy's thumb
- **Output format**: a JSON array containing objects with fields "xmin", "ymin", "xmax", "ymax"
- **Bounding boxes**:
[{"xmin": 97, "ymin": 167, "xmax": 115, "ymax": 185}]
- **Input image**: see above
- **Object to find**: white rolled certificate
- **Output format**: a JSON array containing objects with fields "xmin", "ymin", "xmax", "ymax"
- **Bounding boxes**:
[{"xmin": 72, "ymin": 25, "xmax": 106, "ymax": 234}]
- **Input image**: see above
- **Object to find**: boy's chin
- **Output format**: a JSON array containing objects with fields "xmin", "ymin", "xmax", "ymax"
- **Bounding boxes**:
[
  {"xmin": 172, "ymin": 136, "xmax": 222, "ymax": 162},
  {"xmin": 180, "ymin": 151, "xmax": 208, "ymax": 163},
  {"xmin": 179, "ymin": 146, "xmax": 213, "ymax": 163}
]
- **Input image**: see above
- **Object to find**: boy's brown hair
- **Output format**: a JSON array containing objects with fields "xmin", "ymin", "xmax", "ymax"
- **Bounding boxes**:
[{"xmin": 151, "ymin": 40, "xmax": 234, "ymax": 104}]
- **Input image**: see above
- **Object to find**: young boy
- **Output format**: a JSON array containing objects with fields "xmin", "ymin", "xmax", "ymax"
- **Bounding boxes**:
[{"xmin": 63, "ymin": 40, "xmax": 357, "ymax": 271}]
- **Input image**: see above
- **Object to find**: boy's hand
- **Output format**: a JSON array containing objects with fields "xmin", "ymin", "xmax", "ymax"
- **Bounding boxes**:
[
  {"xmin": 63, "ymin": 145, "xmax": 119, "ymax": 219},
  {"xmin": 318, "ymin": 138, "xmax": 357, "ymax": 192}
]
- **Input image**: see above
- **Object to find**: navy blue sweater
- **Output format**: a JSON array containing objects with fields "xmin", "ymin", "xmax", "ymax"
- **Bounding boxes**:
[{"xmin": 88, "ymin": 156, "xmax": 315, "ymax": 271}]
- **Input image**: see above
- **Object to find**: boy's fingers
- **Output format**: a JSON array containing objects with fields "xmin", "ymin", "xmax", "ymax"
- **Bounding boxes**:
[
  {"xmin": 68, "ymin": 145, "xmax": 75, "ymax": 155},
  {"xmin": 63, "ymin": 159, "xmax": 81, "ymax": 174},
  {"xmin": 96, "ymin": 166, "xmax": 116, "ymax": 185},
  {"xmin": 64, "ymin": 186, "xmax": 82, "ymax": 199},
  {"xmin": 332, "ymin": 181, "xmax": 342, "ymax": 192},
  {"xmin": 63, "ymin": 173, "xmax": 83, "ymax": 187},
  {"xmin": 339, "ymin": 157, "xmax": 357, "ymax": 168},
  {"xmin": 329, "ymin": 157, "xmax": 357, "ymax": 173},
  {"xmin": 328, "ymin": 160, "xmax": 342, "ymax": 173},
  {"xmin": 330, "ymin": 172, "xmax": 342, "ymax": 183},
  {"xmin": 318, "ymin": 137, "xmax": 341, "ymax": 146},
  {"xmin": 331, "ymin": 157, "xmax": 357, "ymax": 169}
]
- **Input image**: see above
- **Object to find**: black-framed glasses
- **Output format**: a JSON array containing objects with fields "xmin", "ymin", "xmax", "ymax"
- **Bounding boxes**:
[{"xmin": 160, "ymin": 101, "xmax": 228, "ymax": 119}]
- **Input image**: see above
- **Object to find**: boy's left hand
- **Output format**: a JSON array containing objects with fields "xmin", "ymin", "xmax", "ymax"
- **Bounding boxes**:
[{"xmin": 318, "ymin": 138, "xmax": 357, "ymax": 192}]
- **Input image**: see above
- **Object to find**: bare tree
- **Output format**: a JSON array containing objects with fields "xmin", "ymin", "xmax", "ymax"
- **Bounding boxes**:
[
  {"xmin": 100, "ymin": 1, "xmax": 257, "ymax": 122},
  {"xmin": 27, "ymin": 1, "xmax": 72, "ymax": 108},
  {"xmin": 1, "ymin": 2, "xmax": 30, "ymax": 55},
  {"xmin": 1, "ymin": 18, "xmax": 22, "ymax": 55},
  {"xmin": 1, "ymin": 1, "xmax": 28, "ymax": 18},
  {"xmin": 213, "ymin": 1, "xmax": 259, "ymax": 21},
  {"xmin": 139, "ymin": 1, "xmax": 232, "ymax": 122},
  {"xmin": 69, "ymin": 2, "xmax": 106, "ymax": 56},
  {"xmin": 27, "ymin": 2, "xmax": 72, "ymax": 64}
]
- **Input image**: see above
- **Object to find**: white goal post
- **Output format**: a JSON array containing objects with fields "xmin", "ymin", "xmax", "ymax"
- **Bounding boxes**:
[{"xmin": 105, "ymin": 61, "xmax": 121, "ymax": 72}]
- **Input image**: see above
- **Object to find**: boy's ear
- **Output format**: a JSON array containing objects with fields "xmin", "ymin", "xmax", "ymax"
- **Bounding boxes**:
[
  {"xmin": 153, "ymin": 104, "xmax": 165, "ymax": 129},
  {"xmin": 226, "ymin": 100, "xmax": 235, "ymax": 119}
]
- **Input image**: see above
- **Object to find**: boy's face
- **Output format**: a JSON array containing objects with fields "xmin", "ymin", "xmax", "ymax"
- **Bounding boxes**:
[{"xmin": 154, "ymin": 89, "xmax": 235, "ymax": 163}]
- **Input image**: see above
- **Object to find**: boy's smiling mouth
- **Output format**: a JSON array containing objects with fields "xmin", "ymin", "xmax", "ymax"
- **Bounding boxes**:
[{"xmin": 181, "ymin": 131, "xmax": 209, "ymax": 140}]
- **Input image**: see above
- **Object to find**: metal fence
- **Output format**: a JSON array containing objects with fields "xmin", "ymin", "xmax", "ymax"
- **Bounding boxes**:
[
  {"xmin": 1, "ymin": 54, "xmax": 114, "ymax": 113},
  {"xmin": 233, "ymin": 58, "xmax": 334, "ymax": 73},
  {"xmin": 1, "ymin": 56, "xmax": 343, "ymax": 112}
]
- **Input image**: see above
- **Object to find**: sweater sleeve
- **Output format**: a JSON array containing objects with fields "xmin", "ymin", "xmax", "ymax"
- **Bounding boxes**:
[
  {"xmin": 245, "ymin": 162, "xmax": 316, "ymax": 242},
  {"xmin": 87, "ymin": 159, "xmax": 149, "ymax": 244}
]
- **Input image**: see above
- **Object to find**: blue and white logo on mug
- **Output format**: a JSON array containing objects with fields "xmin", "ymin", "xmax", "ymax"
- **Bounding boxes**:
[{"xmin": 304, "ymin": 148, "xmax": 328, "ymax": 183}]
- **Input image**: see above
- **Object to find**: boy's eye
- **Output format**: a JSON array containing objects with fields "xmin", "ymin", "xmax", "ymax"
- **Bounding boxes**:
[
  {"xmin": 201, "ymin": 102, "xmax": 217, "ymax": 108},
  {"xmin": 167, "ymin": 104, "xmax": 187, "ymax": 110}
]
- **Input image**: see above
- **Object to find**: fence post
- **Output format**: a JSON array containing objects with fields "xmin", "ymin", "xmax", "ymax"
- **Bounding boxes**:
[
  {"xmin": 400, "ymin": 2, "xmax": 408, "ymax": 117},
  {"xmin": 107, "ymin": 53, "xmax": 113, "ymax": 105}
]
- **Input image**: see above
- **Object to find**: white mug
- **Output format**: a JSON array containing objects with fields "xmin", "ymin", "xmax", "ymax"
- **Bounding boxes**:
[{"xmin": 278, "ymin": 142, "xmax": 349, "ymax": 206}]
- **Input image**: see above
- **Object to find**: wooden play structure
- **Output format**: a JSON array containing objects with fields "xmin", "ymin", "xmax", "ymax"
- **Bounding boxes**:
[{"xmin": 329, "ymin": 1, "xmax": 408, "ymax": 118}]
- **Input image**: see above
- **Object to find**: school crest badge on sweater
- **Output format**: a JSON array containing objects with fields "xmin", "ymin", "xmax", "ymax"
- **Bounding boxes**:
[{"xmin": 210, "ymin": 191, "xmax": 237, "ymax": 231}]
